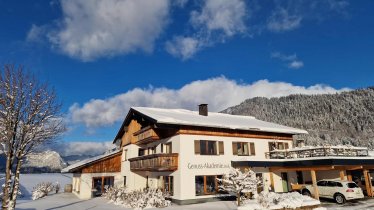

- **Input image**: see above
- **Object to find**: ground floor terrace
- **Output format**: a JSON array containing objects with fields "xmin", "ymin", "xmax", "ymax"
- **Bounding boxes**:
[{"xmin": 233, "ymin": 156, "xmax": 374, "ymax": 200}]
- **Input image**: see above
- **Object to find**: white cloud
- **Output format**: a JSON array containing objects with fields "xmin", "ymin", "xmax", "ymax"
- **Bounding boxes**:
[
  {"xmin": 190, "ymin": 0, "xmax": 247, "ymax": 37},
  {"xmin": 26, "ymin": 24, "xmax": 47, "ymax": 42},
  {"xmin": 69, "ymin": 77, "xmax": 349, "ymax": 127},
  {"xmin": 46, "ymin": 0, "xmax": 170, "ymax": 61},
  {"xmin": 267, "ymin": 7, "xmax": 302, "ymax": 32},
  {"xmin": 166, "ymin": 0, "xmax": 248, "ymax": 60},
  {"xmin": 271, "ymin": 51, "xmax": 304, "ymax": 70},
  {"xmin": 288, "ymin": 60, "xmax": 304, "ymax": 69},
  {"xmin": 165, "ymin": 36, "xmax": 200, "ymax": 60},
  {"xmin": 52, "ymin": 141, "xmax": 115, "ymax": 156}
]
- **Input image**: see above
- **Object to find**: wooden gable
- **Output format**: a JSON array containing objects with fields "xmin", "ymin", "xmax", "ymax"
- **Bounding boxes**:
[{"xmin": 81, "ymin": 152, "xmax": 122, "ymax": 173}]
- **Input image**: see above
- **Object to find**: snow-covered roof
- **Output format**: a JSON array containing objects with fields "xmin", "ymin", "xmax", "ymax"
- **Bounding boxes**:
[
  {"xmin": 132, "ymin": 107, "xmax": 308, "ymax": 135},
  {"xmin": 61, "ymin": 150, "xmax": 122, "ymax": 173}
]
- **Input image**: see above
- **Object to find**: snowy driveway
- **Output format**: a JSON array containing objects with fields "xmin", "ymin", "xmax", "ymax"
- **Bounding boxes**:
[
  {"xmin": 14, "ymin": 193, "xmax": 374, "ymax": 210},
  {"xmin": 15, "ymin": 193, "xmax": 238, "ymax": 210}
]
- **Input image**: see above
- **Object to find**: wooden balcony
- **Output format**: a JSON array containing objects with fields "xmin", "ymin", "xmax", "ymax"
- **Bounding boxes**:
[
  {"xmin": 129, "ymin": 153, "xmax": 178, "ymax": 172},
  {"xmin": 133, "ymin": 126, "xmax": 160, "ymax": 145}
]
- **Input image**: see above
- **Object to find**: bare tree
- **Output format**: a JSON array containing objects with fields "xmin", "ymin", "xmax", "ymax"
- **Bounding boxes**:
[{"xmin": 0, "ymin": 64, "xmax": 65, "ymax": 210}]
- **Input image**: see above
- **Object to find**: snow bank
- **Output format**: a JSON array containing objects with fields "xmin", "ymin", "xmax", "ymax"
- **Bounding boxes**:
[{"xmin": 239, "ymin": 192, "xmax": 320, "ymax": 210}]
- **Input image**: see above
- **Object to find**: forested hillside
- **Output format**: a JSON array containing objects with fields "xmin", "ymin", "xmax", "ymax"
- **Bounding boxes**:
[{"xmin": 223, "ymin": 88, "xmax": 374, "ymax": 148}]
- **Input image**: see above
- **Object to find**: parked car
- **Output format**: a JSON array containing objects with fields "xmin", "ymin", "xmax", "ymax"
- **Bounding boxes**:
[{"xmin": 301, "ymin": 179, "xmax": 364, "ymax": 204}]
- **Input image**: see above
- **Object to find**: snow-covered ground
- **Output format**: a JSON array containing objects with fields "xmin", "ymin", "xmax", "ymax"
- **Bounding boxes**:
[
  {"xmin": 0, "ymin": 173, "xmax": 72, "ymax": 201},
  {"xmin": 3, "ymin": 173, "xmax": 374, "ymax": 210}
]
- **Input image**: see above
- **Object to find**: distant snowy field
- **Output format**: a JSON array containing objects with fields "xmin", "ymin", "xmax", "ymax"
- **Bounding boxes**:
[{"xmin": 0, "ymin": 173, "xmax": 72, "ymax": 201}]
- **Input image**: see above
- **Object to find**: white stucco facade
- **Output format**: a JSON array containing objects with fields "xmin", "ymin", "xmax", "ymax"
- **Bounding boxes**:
[{"xmin": 119, "ymin": 133, "xmax": 293, "ymax": 203}]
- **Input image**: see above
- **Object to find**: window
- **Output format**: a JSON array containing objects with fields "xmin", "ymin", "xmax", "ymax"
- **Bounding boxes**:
[
  {"xmin": 296, "ymin": 171, "xmax": 304, "ymax": 184},
  {"xmin": 268, "ymin": 142, "xmax": 289, "ymax": 151},
  {"xmin": 232, "ymin": 142, "xmax": 255, "ymax": 156},
  {"xmin": 195, "ymin": 175, "xmax": 222, "ymax": 196},
  {"xmin": 347, "ymin": 183, "xmax": 359, "ymax": 188},
  {"xmin": 124, "ymin": 176, "xmax": 127, "ymax": 187},
  {"xmin": 148, "ymin": 146, "xmax": 156, "ymax": 155},
  {"xmin": 165, "ymin": 143, "xmax": 172, "ymax": 154},
  {"xmin": 194, "ymin": 140, "xmax": 223, "ymax": 155},
  {"xmin": 162, "ymin": 176, "xmax": 174, "ymax": 195},
  {"xmin": 92, "ymin": 176, "xmax": 114, "ymax": 196},
  {"xmin": 327, "ymin": 181, "xmax": 342, "ymax": 187},
  {"xmin": 256, "ymin": 173, "xmax": 263, "ymax": 193},
  {"xmin": 138, "ymin": 148, "xmax": 146, "ymax": 156},
  {"xmin": 124, "ymin": 149, "xmax": 128, "ymax": 161},
  {"xmin": 317, "ymin": 181, "xmax": 327, "ymax": 186}
]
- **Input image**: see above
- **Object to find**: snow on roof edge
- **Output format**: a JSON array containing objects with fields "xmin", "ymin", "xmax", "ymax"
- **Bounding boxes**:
[
  {"xmin": 61, "ymin": 150, "xmax": 122, "ymax": 173},
  {"xmin": 131, "ymin": 106, "xmax": 308, "ymax": 135}
]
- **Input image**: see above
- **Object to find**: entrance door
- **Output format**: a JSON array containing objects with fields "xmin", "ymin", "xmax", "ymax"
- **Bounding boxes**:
[{"xmin": 281, "ymin": 172, "xmax": 289, "ymax": 192}]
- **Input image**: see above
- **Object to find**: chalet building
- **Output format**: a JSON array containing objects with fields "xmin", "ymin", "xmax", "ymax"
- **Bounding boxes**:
[{"xmin": 63, "ymin": 105, "xmax": 374, "ymax": 204}]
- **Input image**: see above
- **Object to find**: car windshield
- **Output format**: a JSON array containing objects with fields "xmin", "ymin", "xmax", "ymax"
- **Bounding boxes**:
[{"xmin": 347, "ymin": 182, "xmax": 359, "ymax": 188}]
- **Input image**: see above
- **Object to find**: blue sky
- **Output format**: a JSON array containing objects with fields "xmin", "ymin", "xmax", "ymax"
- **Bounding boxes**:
[{"xmin": 0, "ymin": 0, "xmax": 373, "ymax": 152}]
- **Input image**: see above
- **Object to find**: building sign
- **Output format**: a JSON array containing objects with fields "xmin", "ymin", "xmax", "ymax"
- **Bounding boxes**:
[{"xmin": 187, "ymin": 162, "xmax": 230, "ymax": 169}]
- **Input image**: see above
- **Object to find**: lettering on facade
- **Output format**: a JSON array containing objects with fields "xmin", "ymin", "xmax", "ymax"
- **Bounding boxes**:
[{"xmin": 187, "ymin": 163, "xmax": 230, "ymax": 169}]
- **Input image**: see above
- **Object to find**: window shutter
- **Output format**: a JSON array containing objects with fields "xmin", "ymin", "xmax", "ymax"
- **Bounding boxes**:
[
  {"xmin": 194, "ymin": 140, "xmax": 200, "ymax": 154},
  {"xmin": 219, "ymin": 141, "xmax": 224, "ymax": 155},
  {"xmin": 232, "ymin": 142, "xmax": 238, "ymax": 155},
  {"xmin": 285, "ymin": 143, "xmax": 289, "ymax": 150},
  {"xmin": 161, "ymin": 144, "xmax": 164, "ymax": 153},
  {"xmin": 268, "ymin": 142, "xmax": 273, "ymax": 151},
  {"xmin": 250, "ymin": 142, "xmax": 255, "ymax": 156}
]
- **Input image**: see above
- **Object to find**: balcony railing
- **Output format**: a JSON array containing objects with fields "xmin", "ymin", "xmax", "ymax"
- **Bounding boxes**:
[
  {"xmin": 129, "ymin": 153, "xmax": 178, "ymax": 171},
  {"xmin": 265, "ymin": 145, "xmax": 369, "ymax": 159},
  {"xmin": 133, "ymin": 126, "xmax": 160, "ymax": 145}
]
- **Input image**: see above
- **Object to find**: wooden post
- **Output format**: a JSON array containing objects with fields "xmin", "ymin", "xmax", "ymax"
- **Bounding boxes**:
[
  {"xmin": 311, "ymin": 170, "xmax": 319, "ymax": 200},
  {"xmin": 269, "ymin": 172, "xmax": 275, "ymax": 192},
  {"xmin": 340, "ymin": 170, "xmax": 345, "ymax": 180},
  {"xmin": 364, "ymin": 169, "xmax": 372, "ymax": 197},
  {"xmin": 347, "ymin": 170, "xmax": 352, "ymax": 181}
]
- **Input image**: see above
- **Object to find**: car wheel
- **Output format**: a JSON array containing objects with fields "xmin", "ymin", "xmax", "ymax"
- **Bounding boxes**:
[
  {"xmin": 302, "ymin": 190, "xmax": 311, "ymax": 197},
  {"xmin": 334, "ymin": 193, "xmax": 346, "ymax": 204}
]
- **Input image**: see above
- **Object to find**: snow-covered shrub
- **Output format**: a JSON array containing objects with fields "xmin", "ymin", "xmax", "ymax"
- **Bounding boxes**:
[
  {"xmin": 217, "ymin": 167, "xmax": 262, "ymax": 206},
  {"xmin": 256, "ymin": 191, "xmax": 320, "ymax": 209},
  {"xmin": 104, "ymin": 187, "xmax": 171, "ymax": 210},
  {"xmin": 32, "ymin": 182, "xmax": 55, "ymax": 200},
  {"xmin": 55, "ymin": 182, "xmax": 60, "ymax": 193}
]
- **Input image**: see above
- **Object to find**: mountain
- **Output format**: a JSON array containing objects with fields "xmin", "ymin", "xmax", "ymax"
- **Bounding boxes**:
[
  {"xmin": 61, "ymin": 154, "xmax": 98, "ymax": 165},
  {"xmin": 222, "ymin": 87, "xmax": 374, "ymax": 148},
  {"xmin": 21, "ymin": 150, "xmax": 68, "ymax": 173}
]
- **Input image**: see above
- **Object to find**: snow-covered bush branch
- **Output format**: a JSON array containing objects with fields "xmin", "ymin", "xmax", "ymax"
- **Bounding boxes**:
[
  {"xmin": 104, "ymin": 187, "xmax": 171, "ymax": 210},
  {"xmin": 31, "ymin": 182, "xmax": 60, "ymax": 200},
  {"xmin": 217, "ymin": 167, "xmax": 262, "ymax": 206}
]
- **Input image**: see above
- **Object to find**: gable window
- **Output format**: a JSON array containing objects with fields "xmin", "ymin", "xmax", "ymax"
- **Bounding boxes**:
[
  {"xmin": 232, "ymin": 142, "xmax": 255, "ymax": 156},
  {"xmin": 194, "ymin": 140, "xmax": 224, "ymax": 155}
]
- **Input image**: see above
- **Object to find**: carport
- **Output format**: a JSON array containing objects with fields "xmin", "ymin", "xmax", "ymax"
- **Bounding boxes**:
[{"xmin": 232, "ymin": 157, "xmax": 374, "ymax": 200}]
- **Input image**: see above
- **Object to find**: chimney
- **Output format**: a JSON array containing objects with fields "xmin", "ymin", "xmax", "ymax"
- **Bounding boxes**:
[{"xmin": 198, "ymin": 104, "xmax": 208, "ymax": 116}]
